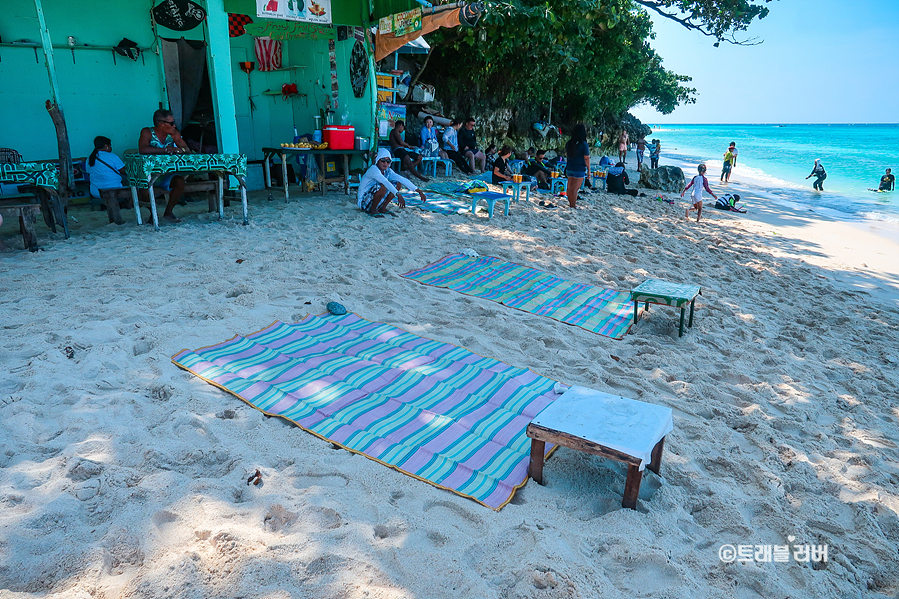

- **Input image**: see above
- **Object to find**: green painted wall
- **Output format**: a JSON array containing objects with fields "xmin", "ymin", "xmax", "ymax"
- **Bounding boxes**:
[{"xmin": 0, "ymin": 0, "xmax": 168, "ymax": 160}]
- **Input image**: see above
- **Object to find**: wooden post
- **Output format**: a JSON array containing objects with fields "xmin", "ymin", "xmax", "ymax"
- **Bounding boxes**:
[
  {"xmin": 34, "ymin": 0, "xmax": 73, "ymax": 199},
  {"xmin": 622, "ymin": 465, "xmax": 643, "ymax": 510},
  {"xmin": 528, "ymin": 439, "xmax": 545, "ymax": 485}
]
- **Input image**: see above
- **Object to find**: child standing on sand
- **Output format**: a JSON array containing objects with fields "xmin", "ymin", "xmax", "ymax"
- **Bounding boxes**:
[{"xmin": 681, "ymin": 164, "xmax": 717, "ymax": 222}]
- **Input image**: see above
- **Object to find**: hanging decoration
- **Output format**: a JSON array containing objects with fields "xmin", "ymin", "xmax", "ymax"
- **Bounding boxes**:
[
  {"xmin": 239, "ymin": 61, "xmax": 256, "ymax": 111},
  {"xmin": 254, "ymin": 36, "xmax": 282, "ymax": 72},
  {"xmin": 229, "ymin": 13, "xmax": 253, "ymax": 37},
  {"xmin": 349, "ymin": 40, "xmax": 368, "ymax": 98},
  {"xmin": 244, "ymin": 21, "xmax": 334, "ymax": 41},
  {"xmin": 152, "ymin": 0, "xmax": 206, "ymax": 32},
  {"xmin": 328, "ymin": 38, "xmax": 339, "ymax": 110},
  {"xmin": 257, "ymin": 0, "xmax": 331, "ymax": 24}
]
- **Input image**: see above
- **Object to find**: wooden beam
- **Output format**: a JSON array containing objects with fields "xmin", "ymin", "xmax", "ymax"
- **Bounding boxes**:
[{"xmin": 33, "ymin": 0, "xmax": 61, "ymax": 107}]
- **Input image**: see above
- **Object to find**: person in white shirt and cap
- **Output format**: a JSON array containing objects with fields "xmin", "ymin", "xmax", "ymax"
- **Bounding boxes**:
[{"xmin": 357, "ymin": 148, "xmax": 426, "ymax": 217}]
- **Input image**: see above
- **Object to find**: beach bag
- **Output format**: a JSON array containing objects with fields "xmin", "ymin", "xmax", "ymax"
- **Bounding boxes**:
[
  {"xmin": 411, "ymin": 83, "xmax": 435, "ymax": 103},
  {"xmin": 423, "ymin": 137, "xmax": 439, "ymax": 158}
]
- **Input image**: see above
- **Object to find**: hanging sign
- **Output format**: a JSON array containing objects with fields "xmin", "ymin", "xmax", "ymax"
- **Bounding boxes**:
[
  {"xmin": 393, "ymin": 8, "xmax": 422, "ymax": 36},
  {"xmin": 153, "ymin": 0, "xmax": 206, "ymax": 31},
  {"xmin": 245, "ymin": 21, "xmax": 334, "ymax": 40},
  {"xmin": 257, "ymin": 0, "xmax": 331, "ymax": 24}
]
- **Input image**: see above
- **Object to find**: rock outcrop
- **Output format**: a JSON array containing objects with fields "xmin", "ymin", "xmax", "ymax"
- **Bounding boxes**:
[{"xmin": 639, "ymin": 166, "xmax": 685, "ymax": 193}]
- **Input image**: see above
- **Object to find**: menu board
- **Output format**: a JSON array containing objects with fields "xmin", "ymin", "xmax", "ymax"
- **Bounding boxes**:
[{"xmin": 257, "ymin": 0, "xmax": 331, "ymax": 24}]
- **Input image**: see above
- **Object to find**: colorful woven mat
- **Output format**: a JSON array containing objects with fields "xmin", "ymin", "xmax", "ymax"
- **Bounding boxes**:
[
  {"xmin": 401, "ymin": 254, "xmax": 636, "ymax": 339},
  {"xmin": 172, "ymin": 313, "xmax": 557, "ymax": 510},
  {"xmin": 405, "ymin": 195, "xmax": 471, "ymax": 215}
]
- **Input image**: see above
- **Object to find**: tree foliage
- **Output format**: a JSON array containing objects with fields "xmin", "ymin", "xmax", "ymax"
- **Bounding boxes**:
[{"xmin": 421, "ymin": 0, "xmax": 770, "ymax": 139}]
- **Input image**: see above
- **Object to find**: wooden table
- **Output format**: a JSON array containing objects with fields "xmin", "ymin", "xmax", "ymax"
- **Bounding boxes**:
[
  {"xmin": 527, "ymin": 386, "xmax": 673, "ymax": 510},
  {"xmin": 0, "ymin": 161, "xmax": 68, "ymax": 246},
  {"xmin": 124, "ymin": 153, "xmax": 248, "ymax": 231},
  {"xmin": 631, "ymin": 279, "xmax": 701, "ymax": 337},
  {"xmin": 261, "ymin": 147, "xmax": 369, "ymax": 202}
]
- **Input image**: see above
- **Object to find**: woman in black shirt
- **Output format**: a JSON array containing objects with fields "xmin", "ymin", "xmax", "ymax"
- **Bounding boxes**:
[
  {"xmin": 492, "ymin": 145, "xmax": 513, "ymax": 185},
  {"xmin": 565, "ymin": 124, "xmax": 590, "ymax": 207}
]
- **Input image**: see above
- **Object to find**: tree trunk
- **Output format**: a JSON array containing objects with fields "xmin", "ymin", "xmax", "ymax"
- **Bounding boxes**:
[
  {"xmin": 403, "ymin": 45, "xmax": 434, "ymax": 102},
  {"xmin": 44, "ymin": 99, "xmax": 73, "ymax": 198}
]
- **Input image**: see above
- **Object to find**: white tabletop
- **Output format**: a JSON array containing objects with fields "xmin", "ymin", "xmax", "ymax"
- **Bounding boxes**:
[{"xmin": 531, "ymin": 386, "xmax": 673, "ymax": 470}]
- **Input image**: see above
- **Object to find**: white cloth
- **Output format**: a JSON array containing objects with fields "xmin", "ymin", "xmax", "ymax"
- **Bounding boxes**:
[
  {"xmin": 86, "ymin": 151, "xmax": 125, "ymax": 198},
  {"xmin": 531, "ymin": 385, "xmax": 673, "ymax": 470},
  {"xmin": 356, "ymin": 161, "xmax": 417, "ymax": 208}
]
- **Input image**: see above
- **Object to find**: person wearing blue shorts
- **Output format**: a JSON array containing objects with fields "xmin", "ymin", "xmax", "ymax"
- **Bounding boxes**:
[{"xmin": 565, "ymin": 124, "xmax": 590, "ymax": 208}]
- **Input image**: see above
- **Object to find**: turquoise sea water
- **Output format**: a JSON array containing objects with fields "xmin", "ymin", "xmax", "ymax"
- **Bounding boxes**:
[{"xmin": 647, "ymin": 124, "xmax": 899, "ymax": 223}]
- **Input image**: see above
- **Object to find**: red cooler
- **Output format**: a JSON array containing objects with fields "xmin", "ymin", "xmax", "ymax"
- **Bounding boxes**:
[{"xmin": 323, "ymin": 125, "xmax": 355, "ymax": 150}]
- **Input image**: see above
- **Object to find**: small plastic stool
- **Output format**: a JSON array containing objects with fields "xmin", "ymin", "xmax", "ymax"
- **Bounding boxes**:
[
  {"xmin": 421, "ymin": 157, "xmax": 453, "ymax": 177},
  {"xmin": 550, "ymin": 177, "xmax": 568, "ymax": 194},
  {"xmin": 508, "ymin": 159, "xmax": 526, "ymax": 174},
  {"xmin": 470, "ymin": 192, "xmax": 511, "ymax": 218},
  {"xmin": 501, "ymin": 180, "xmax": 531, "ymax": 203}
]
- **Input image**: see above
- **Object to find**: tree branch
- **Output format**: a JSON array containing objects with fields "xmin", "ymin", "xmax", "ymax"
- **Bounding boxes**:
[{"xmin": 632, "ymin": 0, "xmax": 764, "ymax": 46}]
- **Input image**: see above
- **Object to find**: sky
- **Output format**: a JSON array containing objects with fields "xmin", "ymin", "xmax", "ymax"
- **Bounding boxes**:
[{"xmin": 630, "ymin": 0, "xmax": 899, "ymax": 124}]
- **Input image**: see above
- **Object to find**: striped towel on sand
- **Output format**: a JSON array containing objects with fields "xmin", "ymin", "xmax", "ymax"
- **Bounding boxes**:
[
  {"xmin": 172, "ymin": 313, "xmax": 557, "ymax": 509},
  {"xmin": 401, "ymin": 254, "xmax": 636, "ymax": 339},
  {"xmin": 404, "ymin": 195, "xmax": 471, "ymax": 215}
]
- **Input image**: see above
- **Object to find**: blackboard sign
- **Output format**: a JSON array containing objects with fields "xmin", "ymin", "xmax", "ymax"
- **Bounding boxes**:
[{"xmin": 153, "ymin": 0, "xmax": 206, "ymax": 31}]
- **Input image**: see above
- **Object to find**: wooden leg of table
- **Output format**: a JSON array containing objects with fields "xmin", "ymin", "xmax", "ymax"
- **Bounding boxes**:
[
  {"xmin": 281, "ymin": 155, "xmax": 289, "ymax": 203},
  {"xmin": 679, "ymin": 306, "xmax": 686, "ymax": 337},
  {"xmin": 647, "ymin": 437, "xmax": 665, "ymax": 475},
  {"xmin": 319, "ymin": 154, "xmax": 326, "ymax": 196},
  {"xmin": 20, "ymin": 207, "xmax": 38, "ymax": 251},
  {"xmin": 529, "ymin": 439, "xmax": 545, "ymax": 485},
  {"xmin": 688, "ymin": 299, "xmax": 695, "ymax": 328},
  {"xmin": 130, "ymin": 186, "xmax": 143, "ymax": 226},
  {"xmin": 623, "ymin": 465, "xmax": 643, "ymax": 510},
  {"xmin": 263, "ymin": 154, "xmax": 272, "ymax": 189},
  {"xmin": 107, "ymin": 195, "xmax": 123, "ymax": 225},
  {"xmin": 343, "ymin": 155, "xmax": 350, "ymax": 195},
  {"xmin": 634, "ymin": 300, "xmax": 639, "ymax": 324}
]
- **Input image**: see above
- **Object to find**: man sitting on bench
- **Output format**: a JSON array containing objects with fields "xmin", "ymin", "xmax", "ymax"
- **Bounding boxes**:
[
  {"xmin": 388, "ymin": 120, "xmax": 428, "ymax": 182},
  {"xmin": 138, "ymin": 109, "xmax": 190, "ymax": 223}
]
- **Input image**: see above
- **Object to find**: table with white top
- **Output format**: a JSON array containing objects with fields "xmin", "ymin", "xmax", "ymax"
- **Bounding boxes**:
[{"xmin": 527, "ymin": 386, "xmax": 673, "ymax": 510}]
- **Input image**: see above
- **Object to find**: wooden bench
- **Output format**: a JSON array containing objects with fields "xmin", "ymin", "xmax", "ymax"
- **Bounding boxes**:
[
  {"xmin": 0, "ymin": 198, "xmax": 41, "ymax": 251},
  {"xmin": 527, "ymin": 386, "xmax": 673, "ymax": 510},
  {"xmin": 101, "ymin": 180, "xmax": 219, "ymax": 225}
]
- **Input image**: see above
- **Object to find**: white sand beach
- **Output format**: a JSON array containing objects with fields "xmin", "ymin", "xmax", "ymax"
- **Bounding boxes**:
[{"xmin": 2, "ymin": 175, "xmax": 898, "ymax": 598}]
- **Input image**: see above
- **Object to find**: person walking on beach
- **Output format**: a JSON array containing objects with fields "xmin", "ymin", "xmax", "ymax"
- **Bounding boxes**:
[
  {"xmin": 721, "ymin": 146, "xmax": 735, "ymax": 183},
  {"xmin": 617, "ymin": 129, "xmax": 629, "ymax": 165},
  {"xmin": 729, "ymin": 142, "xmax": 738, "ymax": 167},
  {"xmin": 878, "ymin": 168, "xmax": 895, "ymax": 191},
  {"xmin": 806, "ymin": 159, "xmax": 826, "ymax": 191},
  {"xmin": 681, "ymin": 164, "xmax": 717, "ymax": 222},
  {"xmin": 636, "ymin": 137, "xmax": 646, "ymax": 171}
]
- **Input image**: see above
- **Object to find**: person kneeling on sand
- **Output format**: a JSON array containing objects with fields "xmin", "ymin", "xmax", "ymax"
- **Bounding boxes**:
[
  {"xmin": 357, "ymin": 149, "xmax": 425, "ymax": 218},
  {"xmin": 682, "ymin": 164, "xmax": 717, "ymax": 222}
]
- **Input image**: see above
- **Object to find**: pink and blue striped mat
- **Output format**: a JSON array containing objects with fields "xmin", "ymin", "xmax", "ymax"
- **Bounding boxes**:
[
  {"xmin": 401, "ymin": 254, "xmax": 636, "ymax": 339},
  {"xmin": 172, "ymin": 313, "xmax": 557, "ymax": 510}
]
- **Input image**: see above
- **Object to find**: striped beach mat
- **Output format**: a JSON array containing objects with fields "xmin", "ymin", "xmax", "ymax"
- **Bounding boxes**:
[
  {"xmin": 405, "ymin": 195, "xmax": 471, "ymax": 215},
  {"xmin": 401, "ymin": 254, "xmax": 636, "ymax": 339},
  {"xmin": 172, "ymin": 313, "xmax": 557, "ymax": 510}
]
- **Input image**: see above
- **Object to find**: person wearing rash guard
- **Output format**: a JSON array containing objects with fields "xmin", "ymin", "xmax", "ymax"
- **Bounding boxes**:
[
  {"xmin": 681, "ymin": 163, "xmax": 717, "ymax": 222},
  {"xmin": 806, "ymin": 159, "xmax": 826, "ymax": 191},
  {"xmin": 879, "ymin": 168, "xmax": 895, "ymax": 191},
  {"xmin": 356, "ymin": 148, "xmax": 426, "ymax": 217}
]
